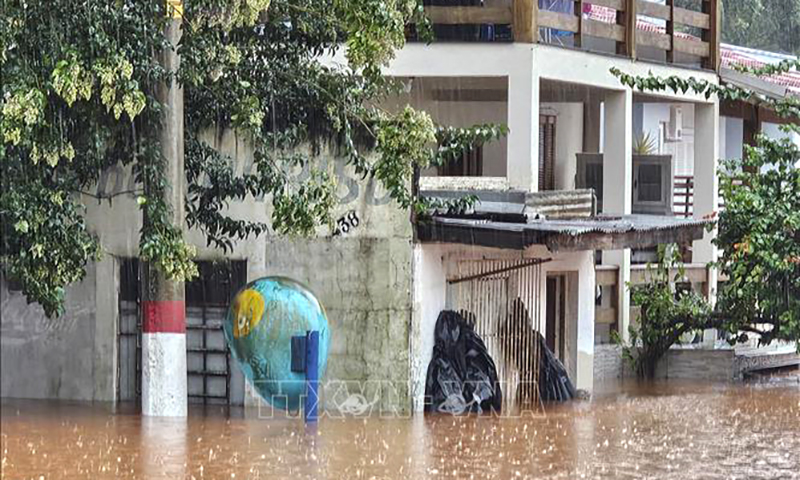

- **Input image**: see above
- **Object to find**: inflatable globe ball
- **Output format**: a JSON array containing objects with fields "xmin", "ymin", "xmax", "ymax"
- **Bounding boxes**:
[{"xmin": 223, "ymin": 277, "xmax": 330, "ymax": 411}]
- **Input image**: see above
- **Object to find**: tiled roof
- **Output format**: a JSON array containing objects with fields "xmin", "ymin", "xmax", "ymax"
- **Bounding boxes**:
[{"xmin": 583, "ymin": 4, "xmax": 800, "ymax": 94}]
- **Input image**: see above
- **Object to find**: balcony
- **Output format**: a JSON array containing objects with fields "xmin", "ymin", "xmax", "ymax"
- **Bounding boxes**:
[{"xmin": 414, "ymin": 0, "xmax": 721, "ymax": 71}]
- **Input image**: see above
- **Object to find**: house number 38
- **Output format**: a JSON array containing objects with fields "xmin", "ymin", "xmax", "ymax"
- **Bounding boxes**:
[{"xmin": 333, "ymin": 211, "xmax": 360, "ymax": 236}]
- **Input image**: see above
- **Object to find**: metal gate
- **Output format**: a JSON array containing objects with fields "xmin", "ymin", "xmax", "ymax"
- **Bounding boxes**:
[
  {"xmin": 448, "ymin": 258, "xmax": 547, "ymax": 410},
  {"xmin": 185, "ymin": 261, "xmax": 246, "ymax": 405},
  {"xmin": 117, "ymin": 259, "xmax": 246, "ymax": 405}
]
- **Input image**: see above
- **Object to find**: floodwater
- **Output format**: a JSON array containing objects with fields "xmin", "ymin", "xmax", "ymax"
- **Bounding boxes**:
[{"xmin": 2, "ymin": 373, "xmax": 798, "ymax": 479}]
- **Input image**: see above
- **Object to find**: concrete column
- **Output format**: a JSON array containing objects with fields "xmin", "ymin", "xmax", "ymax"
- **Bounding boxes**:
[
  {"xmin": 602, "ymin": 90, "xmax": 633, "ymax": 342},
  {"xmin": 93, "ymin": 256, "xmax": 119, "ymax": 401},
  {"xmin": 507, "ymin": 48, "xmax": 540, "ymax": 192},
  {"xmin": 142, "ymin": 7, "xmax": 187, "ymax": 417},
  {"xmin": 693, "ymin": 101, "xmax": 720, "ymax": 346},
  {"xmin": 575, "ymin": 251, "xmax": 596, "ymax": 393}
]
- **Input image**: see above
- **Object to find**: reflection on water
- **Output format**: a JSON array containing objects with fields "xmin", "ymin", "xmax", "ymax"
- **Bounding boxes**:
[{"xmin": 2, "ymin": 375, "xmax": 798, "ymax": 479}]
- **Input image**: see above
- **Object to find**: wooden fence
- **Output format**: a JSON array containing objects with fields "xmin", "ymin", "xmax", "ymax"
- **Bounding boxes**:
[{"xmin": 423, "ymin": 0, "xmax": 721, "ymax": 71}]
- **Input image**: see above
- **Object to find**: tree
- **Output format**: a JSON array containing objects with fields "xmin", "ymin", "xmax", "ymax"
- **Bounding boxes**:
[
  {"xmin": 1, "ymin": 0, "xmax": 504, "ymax": 316},
  {"xmin": 618, "ymin": 246, "xmax": 711, "ymax": 379},
  {"xmin": 611, "ymin": 61, "xmax": 800, "ymax": 376},
  {"xmin": 719, "ymin": 0, "xmax": 800, "ymax": 56},
  {"xmin": 714, "ymin": 129, "xmax": 800, "ymax": 346}
]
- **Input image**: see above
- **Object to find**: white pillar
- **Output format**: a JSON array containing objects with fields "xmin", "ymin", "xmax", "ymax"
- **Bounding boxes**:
[
  {"xmin": 507, "ymin": 49, "xmax": 540, "ymax": 192},
  {"xmin": 693, "ymin": 100, "xmax": 720, "ymax": 346},
  {"xmin": 575, "ymin": 251, "xmax": 596, "ymax": 393},
  {"xmin": 602, "ymin": 90, "xmax": 633, "ymax": 342},
  {"xmin": 142, "ymin": 333, "xmax": 188, "ymax": 416}
]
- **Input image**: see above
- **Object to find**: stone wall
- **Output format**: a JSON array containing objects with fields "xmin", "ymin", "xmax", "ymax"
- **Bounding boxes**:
[{"xmin": 656, "ymin": 348, "xmax": 736, "ymax": 380}]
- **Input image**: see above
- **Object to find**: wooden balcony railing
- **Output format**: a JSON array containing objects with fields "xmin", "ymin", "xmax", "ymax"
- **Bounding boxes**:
[
  {"xmin": 595, "ymin": 263, "xmax": 713, "ymax": 339},
  {"xmin": 674, "ymin": 174, "xmax": 731, "ymax": 219},
  {"xmin": 673, "ymin": 174, "xmax": 694, "ymax": 218},
  {"xmin": 422, "ymin": 0, "xmax": 721, "ymax": 71}
]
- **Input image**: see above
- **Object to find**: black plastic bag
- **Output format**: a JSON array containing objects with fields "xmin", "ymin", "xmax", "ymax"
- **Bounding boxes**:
[{"xmin": 424, "ymin": 310, "xmax": 502, "ymax": 414}]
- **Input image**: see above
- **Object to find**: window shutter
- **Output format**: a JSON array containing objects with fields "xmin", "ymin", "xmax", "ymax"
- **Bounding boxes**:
[
  {"xmin": 438, "ymin": 145, "xmax": 483, "ymax": 176},
  {"xmin": 539, "ymin": 115, "xmax": 557, "ymax": 190}
]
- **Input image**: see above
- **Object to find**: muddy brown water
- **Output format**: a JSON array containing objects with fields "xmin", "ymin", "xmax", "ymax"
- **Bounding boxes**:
[{"xmin": 2, "ymin": 373, "xmax": 798, "ymax": 479}]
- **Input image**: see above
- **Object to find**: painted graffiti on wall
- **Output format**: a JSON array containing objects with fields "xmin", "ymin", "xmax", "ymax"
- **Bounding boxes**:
[
  {"xmin": 0, "ymin": 276, "xmax": 85, "ymax": 347},
  {"xmin": 91, "ymin": 155, "xmax": 394, "ymax": 207}
]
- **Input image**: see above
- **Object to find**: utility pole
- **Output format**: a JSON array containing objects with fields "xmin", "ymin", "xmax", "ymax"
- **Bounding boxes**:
[{"xmin": 141, "ymin": 0, "xmax": 187, "ymax": 417}]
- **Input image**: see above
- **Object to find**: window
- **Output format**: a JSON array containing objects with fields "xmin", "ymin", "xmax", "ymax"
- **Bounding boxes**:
[
  {"xmin": 636, "ymin": 164, "xmax": 663, "ymax": 202},
  {"xmin": 438, "ymin": 145, "xmax": 483, "ymax": 176},
  {"xmin": 632, "ymin": 155, "xmax": 674, "ymax": 215}
]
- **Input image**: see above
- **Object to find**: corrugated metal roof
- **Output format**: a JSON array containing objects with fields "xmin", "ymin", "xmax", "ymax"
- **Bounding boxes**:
[
  {"xmin": 417, "ymin": 214, "xmax": 709, "ymax": 251},
  {"xmin": 431, "ymin": 214, "xmax": 708, "ymax": 236}
]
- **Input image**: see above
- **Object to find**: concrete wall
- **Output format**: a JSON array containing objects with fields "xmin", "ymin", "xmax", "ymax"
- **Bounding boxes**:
[
  {"xmin": 656, "ymin": 349, "xmax": 736, "ymax": 381},
  {"xmin": 592, "ymin": 346, "xmax": 738, "ymax": 385},
  {"xmin": 1, "ymin": 130, "xmax": 416, "ymax": 411},
  {"xmin": 1, "ymin": 259, "xmax": 119, "ymax": 401},
  {"xmin": 593, "ymin": 344, "xmax": 625, "ymax": 385},
  {"xmin": 258, "ymin": 174, "xmax": 414, "ymax": 412}
]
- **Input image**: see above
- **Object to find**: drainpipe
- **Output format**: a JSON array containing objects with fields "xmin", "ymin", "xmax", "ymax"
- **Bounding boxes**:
[{"xmin": 141, "ymin": 0, "xmax": 187, "ymax": 417}]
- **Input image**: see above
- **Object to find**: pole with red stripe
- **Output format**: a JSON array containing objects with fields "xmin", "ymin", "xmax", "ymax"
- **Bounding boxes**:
[{"xmin": 141, "ymin": 0, "xmax": 187, "ymax": 417}]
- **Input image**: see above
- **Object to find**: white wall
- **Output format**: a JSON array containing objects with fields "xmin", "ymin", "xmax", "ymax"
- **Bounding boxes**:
[
  {"xmin": 538, "ymin": 249, "xmax": 596, "ymax": 392},
  {"xmin": 639, "ymin": 103, "xmax": 696, "ymax": 176},
  {"xmin": 410, "ymin": 244, "xmax": 446, "ymax": 412},
  {"xmin": 541, "ymin": 102, "xmax": 584, "ymax": 190},
  {"xmin": 723, "ymin": 116, "xmax": 744, "ymax": 160},
  {"xmin": 763, "ymin": 122, "xmax": 800, "ymax": 148},
  {"xmin": 384, "ymin": 96, "xmax": 509, "ymax": 177}
]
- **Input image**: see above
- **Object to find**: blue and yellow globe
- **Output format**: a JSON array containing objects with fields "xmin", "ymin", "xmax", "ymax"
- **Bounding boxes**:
[{"xmin": 223, "ymin": 277, "xmax": 330, "ymax": 411}]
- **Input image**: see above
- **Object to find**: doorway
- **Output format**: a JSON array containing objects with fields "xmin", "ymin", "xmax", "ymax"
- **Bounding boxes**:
[{"xmin": 545, "ymin": 273, "xmax": 578, "ymax": 381}]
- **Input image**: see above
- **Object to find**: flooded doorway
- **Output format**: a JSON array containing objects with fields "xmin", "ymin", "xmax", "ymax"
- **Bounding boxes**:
[
  {"xmin": 447, "ymin": 258, "xmax": 547, "ymax": 409},
  {"xmin": 117, "ymin": 260, "xmax": 247, "ymax": 405}
]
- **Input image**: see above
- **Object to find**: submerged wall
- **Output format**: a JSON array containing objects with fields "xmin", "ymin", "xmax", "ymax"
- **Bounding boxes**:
[
  {"xmin": 1, "ymin": 259, "xmax": 118, "ymax": 401},
  {"xmin": 593, "ymin": 345, "xmax": 739, "ymax": 385},
  {"xmin": 1, "ymin": 130, "xmax": 415, "ymax": 411}
]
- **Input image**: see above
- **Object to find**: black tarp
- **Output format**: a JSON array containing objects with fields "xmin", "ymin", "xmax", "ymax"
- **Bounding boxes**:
[
  {"xmin": 424, "ymin": 310, "xmax": 503, "ymax": 414},
  {"xmin": 536, "ymin": 332, "xmax": 576, "ymax": 402},
  {"xmin": 500, "ymin": 298, "xmax": 576, "ymax": 403}
]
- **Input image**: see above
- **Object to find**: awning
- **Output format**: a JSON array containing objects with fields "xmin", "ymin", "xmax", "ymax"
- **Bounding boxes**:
[{"xmin": 416, "ymin": 214, "xmax": 709, "ymax": 252}]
